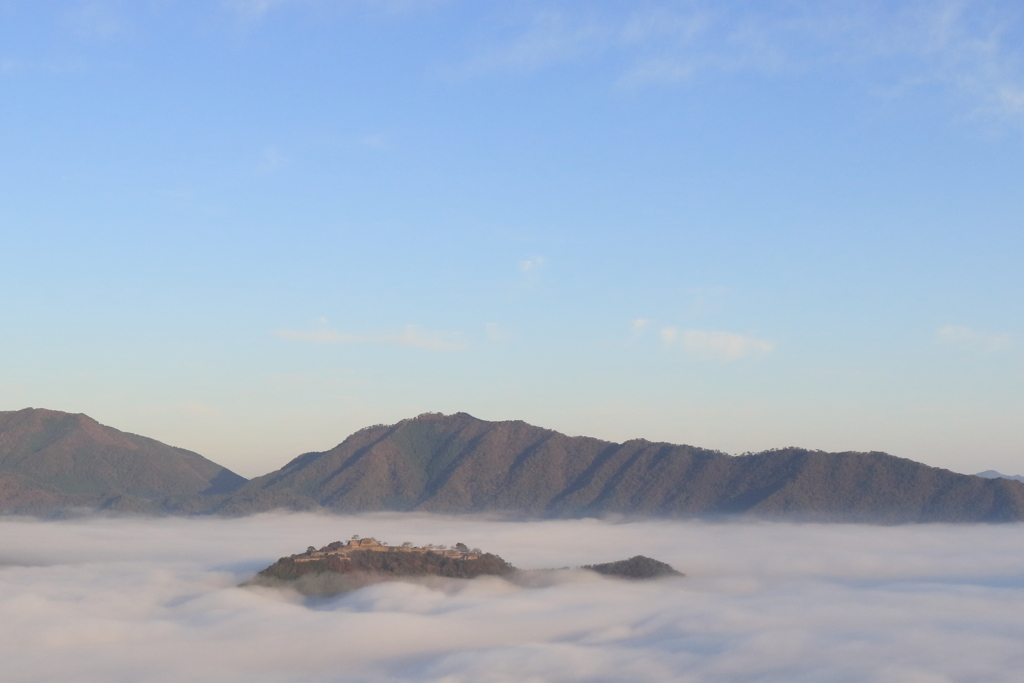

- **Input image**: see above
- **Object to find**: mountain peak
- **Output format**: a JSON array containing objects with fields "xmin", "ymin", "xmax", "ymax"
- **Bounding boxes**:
[{"xmin": 0, "ymin": 407, "xmax": 247, "ymax": 514}]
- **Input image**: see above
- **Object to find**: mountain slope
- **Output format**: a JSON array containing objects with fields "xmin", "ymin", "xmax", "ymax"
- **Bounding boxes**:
[
  {"xmin": 0, "ymin": 408, "xmax": 247, "ymax": 513},
  {"xmin": 216, "ymin": 412, "xmax": 1024, "ymax": 522}
]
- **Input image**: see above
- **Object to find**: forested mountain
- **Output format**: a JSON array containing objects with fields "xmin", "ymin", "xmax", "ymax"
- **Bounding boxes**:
[
  {"xmin": 4, "ymin": 408, "xmax": 1022, "ymax": 522},
  {"xmin": 208, "ymin": 412, "xmax": 1024, "ymax": 523},
  {"xmin": 0, "ymin": 408, "xmax": 246, "ymax": 514}
]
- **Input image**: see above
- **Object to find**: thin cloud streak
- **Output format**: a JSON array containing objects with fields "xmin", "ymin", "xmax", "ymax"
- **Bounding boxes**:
[
  {"xmin": 1, "ymin": 515, "xmax": 1023, "ymax": 682},
  {"xmin": 484, "ymin": 322, "xmax": 509, "ymax": 342},
  {"xmin": 937, "ymin": 324, "xmax": 1013, "ymax": 352},
  {"xmin": 276, "ymin": 324, "xmax": 468, "ymax": 351},
  {"xmin": 662, "ymin": 327, "xmax": 775, "ymax": 361},
  {"xmin": 225, "ymin": 0, "xmax": 446, "ymax": 22},
  {"xmin": 454, "ymin": 1, "xmax": 1024, "ymax": 121},
  {"xmin": 519, "ymin": 256, "xmax": 545, "ymax": 272},
  {"xmin": 223, "ymin": 0, "xmax": 297, "ymax": 21}
]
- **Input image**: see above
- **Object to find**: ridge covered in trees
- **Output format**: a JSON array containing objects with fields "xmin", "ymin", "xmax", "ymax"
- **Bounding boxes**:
[
  {"xmin": 211, "ymin": 412, "xmax": 1024, "ymax": 523},
  {"xmin": 253, "ymin": 536, "xmax": 514, "ymax": 585},
  {"xmin": 6, "ymin": 409, "xmax": 1024, "ymax": 523}
]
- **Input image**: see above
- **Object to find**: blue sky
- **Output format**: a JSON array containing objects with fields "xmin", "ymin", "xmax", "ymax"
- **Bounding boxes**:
[{"xmin": 1, "ymin": 0, "xmax": 1022, "ymax": 477}]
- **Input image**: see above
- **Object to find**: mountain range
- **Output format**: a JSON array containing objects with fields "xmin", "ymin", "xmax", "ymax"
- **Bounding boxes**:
[{"xmin": 3, "ymin": 408, "xmax": 1024, "ymax": 523}]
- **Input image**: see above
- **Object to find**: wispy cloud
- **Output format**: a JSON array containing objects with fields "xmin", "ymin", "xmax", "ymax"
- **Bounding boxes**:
[
  {"xmin": 256, "ymin": 145, "xmax": 289, "ymax": 174},
  {"xmin": 662, "ymin": 327, "xmax": 775, "ymax": 361},
  {"xmin": 358, "ymin": 133, "xmax": 390, "ymax": 150},
  {"xmin": 449, "ymin": 4, "xmax": 784, "ymax": 81},
  {"xmin": 484, "ymin": 322, "xmax": 509, "ymax": 342},
  {"xmin": 223, "ymin": 0, "xmax": 296, "ymax": 21},
  {"xmin": 631, "ymin": 318, "xmax": 650, "ymax": 331},
  {"xmin": 457, "ymin": 11, "xmax": 613, "ymax": 77},
  {"xmin": 65, "ymin": 1, "xmax": 130, "ymax": 40},
  {"xmin": 519, "ymin": 256, "xmax": 545, "ymax": 272},
  {"xmin": 453, "ymin": 2, "xmax": 1024, "ymax": 121},
  {"xmin": 936, "ymin": 325, "xmax": 1013, "ymax": 352},
  {"xmin": 276, "ymin": 324, "xmax": 468, "ymax": 351},
  {"xmin": 276, "ymin": 329, "xmax": 362, "ymax": 344},
  {"xmin": 224, "ymin": 0, "xmax": 444, "ymax": 22}
]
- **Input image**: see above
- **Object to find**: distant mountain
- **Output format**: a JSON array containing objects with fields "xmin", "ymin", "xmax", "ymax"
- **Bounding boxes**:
[
  {"xmin": 0, "ymin": 408, "xmax": 246, "ymax": 514},
  {"xmin": 4, "ymin": 408, "xmax": 1021, "ymax": 522},
  {"xmin": 210, "ymin": 412, "xmax": 1024, "ymax": 523},
  {"xmin": 976, "ymin": 470, "xmax": 1024, "ymax": 484}
]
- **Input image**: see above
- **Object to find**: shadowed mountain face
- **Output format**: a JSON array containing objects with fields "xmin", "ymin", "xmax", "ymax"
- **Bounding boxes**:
[
  {"xmin": 214, "ymin": 412, "xmax": 1024, "ymax": 523},
  {"xmin": 3, "ymin": 409, "xmax": 1021, "ymax": 522},
  {"xmin": 0, "ymin": 408, "xmax": 246, "ymax": 514}
]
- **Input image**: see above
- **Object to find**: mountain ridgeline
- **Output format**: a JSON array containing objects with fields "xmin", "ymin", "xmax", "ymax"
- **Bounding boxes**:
[
  {"xmin": 208, "ymin": 412, "xmax": 1024, "ymax": 523},
  {"xmin": 4, "ymin": 409, "xmax": 1024, "ymax": 522},
  {"xmin": 0, "ymin": 408, "xmax": 246, "ymax": 514}
]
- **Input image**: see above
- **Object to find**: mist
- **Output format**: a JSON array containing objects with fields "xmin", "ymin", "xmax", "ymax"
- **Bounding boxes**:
[{"xmin": 2, "ymin": 514, "xmax": 1023, "ymax": 682}]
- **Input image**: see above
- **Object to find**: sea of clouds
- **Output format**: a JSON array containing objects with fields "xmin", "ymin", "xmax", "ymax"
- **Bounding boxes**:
[{"xmin": 2, "ymin": 513, "xmax": 1023, "ymax": 683}]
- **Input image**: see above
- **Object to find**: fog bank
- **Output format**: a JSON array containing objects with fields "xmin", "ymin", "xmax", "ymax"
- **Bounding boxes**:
[{"xmin": 2, "ymin": 514, "xmax": 1023, "ymax": 682}]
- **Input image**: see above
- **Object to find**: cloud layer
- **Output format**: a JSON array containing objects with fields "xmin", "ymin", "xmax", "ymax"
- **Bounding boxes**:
[{"xmin": 2, "ymin": 514, "xmax": 1023, "ymax": 682}]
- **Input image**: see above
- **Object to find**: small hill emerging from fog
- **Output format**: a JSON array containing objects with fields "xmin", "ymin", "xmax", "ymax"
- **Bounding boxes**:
[
  {"xmin": 0, "ymin": 408, "xmax": 246, "ymax": 514},
  {"xmin": 584, "ymin": 556, "xmax": 683, "ymax": 579},
  {"xmin": 213, "ymin": 412, "xmax": 1024, "ymax": 523},
  {"xmin": 249, "ymin": 537, "xmax": 515, "ymax": 594},
  {"xmin": 246, "ymin": 536, "xmax": 683, "ymax": 595}
]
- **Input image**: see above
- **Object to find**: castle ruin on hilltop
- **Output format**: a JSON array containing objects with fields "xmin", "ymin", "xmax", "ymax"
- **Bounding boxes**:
[{"xmin": 293, "ymin": 537, "xmax": 481, "ymax": 563}]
